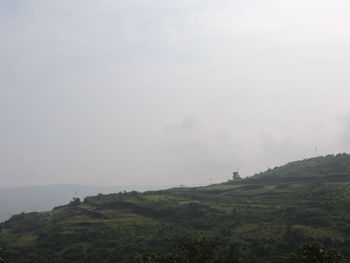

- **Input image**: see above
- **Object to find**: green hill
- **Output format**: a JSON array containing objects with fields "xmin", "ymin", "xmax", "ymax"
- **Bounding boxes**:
[{"xmin": 1, "ymin": 154, "xmax": 350, "ymax": 262}]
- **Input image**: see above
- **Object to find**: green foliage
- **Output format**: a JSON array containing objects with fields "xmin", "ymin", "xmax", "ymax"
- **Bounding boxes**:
[
  {"xmin": 0, "ymin": 245, "xmax": 13, "ymax": 263},
  {"xmin": 69, "ymin": 197, "xmax": 81, "ymax": 206},
  {"xmin": 2, "ymin": 154, "xmax": 350, "ymax": 262},
  {"xmin": 137, "ymin": 238, "xmax": 251, "ymax": 263},
  {"xmin": 282, "ymin": 241, "xmax": 344, "ymax": 263},
  {"xmin": 253, "ymin": 153, "xmax": 350, "ymax": 182},
  {"xmin": 138, "ymin": 239, "xmax": 343, "ymax": 263}
]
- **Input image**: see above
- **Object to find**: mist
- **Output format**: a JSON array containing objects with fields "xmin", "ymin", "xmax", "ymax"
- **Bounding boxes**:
[{"xmin": 1, "ymin": 0, "xmax": 350, "ymax": 187}]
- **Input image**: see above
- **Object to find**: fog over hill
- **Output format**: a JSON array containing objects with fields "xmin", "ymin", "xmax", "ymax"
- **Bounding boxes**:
[{"xmin": 0, "ymin": 184, "xmax": 171, "ymax": 222}]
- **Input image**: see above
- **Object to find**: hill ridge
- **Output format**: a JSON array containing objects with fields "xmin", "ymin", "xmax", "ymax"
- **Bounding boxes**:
[{"xmin": 1, "ymin": 153, "xmax": 350, "ymax": 262}]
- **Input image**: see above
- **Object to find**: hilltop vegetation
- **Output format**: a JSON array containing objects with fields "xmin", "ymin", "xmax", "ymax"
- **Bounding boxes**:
[
  {"xmin": 253, "ymin": 153, "xmax": 350, "ymax": 181},
  {"xmin": 0, "ymin": 184, "xmax": 167, "ymax": 223},
  {"xmin": 1, "ymin": 154, "xmax": 350, "ymax": 262}
]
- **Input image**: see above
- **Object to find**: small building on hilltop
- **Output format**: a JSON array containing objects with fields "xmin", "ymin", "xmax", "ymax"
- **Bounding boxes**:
[{"xmin": 232, "ymin": 171, "xmax": 241, "ymax": 182}]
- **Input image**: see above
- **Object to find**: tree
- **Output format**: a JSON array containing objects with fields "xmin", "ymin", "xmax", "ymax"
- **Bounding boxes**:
[
  {"xmin": 282, "ymin": 241, "xmax": 344, "ymax": 263},
  {"xmin": 0, "ymin": 247, "xmax": 8, "ymax": 263},
  {"xmin": 136, "ymin": 238, "xmax": 252, "ymax": 263},
  {"xmin": 137, "ymin": 238, "xmax": 221, "ymax": 263}
]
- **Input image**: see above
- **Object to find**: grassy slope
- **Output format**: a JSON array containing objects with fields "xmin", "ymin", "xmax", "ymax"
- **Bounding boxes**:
[{"xmin": 2, "ymin": 153, "xmax": 350, "ymax": 262}]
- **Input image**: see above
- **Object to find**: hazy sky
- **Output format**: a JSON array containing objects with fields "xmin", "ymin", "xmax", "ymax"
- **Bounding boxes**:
[{"xmin": 1, "ymin": 0, "xmax": 350, "ymax": 187}]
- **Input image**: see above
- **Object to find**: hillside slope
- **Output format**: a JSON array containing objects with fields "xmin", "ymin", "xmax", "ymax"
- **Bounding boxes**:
[
  {"xmin": 1, "ymin": 154, "xmax": 350, "ymax": 262},
  {"xmin": 0, "ymin": 184, "xmax": 169, "ymax": 223}
]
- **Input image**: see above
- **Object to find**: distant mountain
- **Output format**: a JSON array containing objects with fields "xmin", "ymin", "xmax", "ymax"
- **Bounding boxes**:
[
  {"xmin": 2, "ymin": 154, "xmax": 350, "ymax": 262},
  {"xmin": 0, "ymin": 184, "xmax": 169, "ymax": 222}
]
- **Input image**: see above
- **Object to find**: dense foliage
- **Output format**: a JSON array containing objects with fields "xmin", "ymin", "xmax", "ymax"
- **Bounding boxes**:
[
  {"xmin": 137, "ymin": 238, "xmax": 260, "ymax": 263},
  {"xmin": 137, "ymin": 239, "xmax": 343, "ymax": 263},
  {"xmin": 282, "ymin": 241, "xmax": 344, "ymax": 263},
  {"xmin": 1, "ymin": 154, "xmax": 350, "ymax": 262}
]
